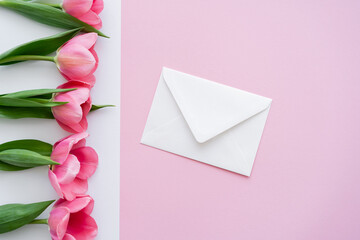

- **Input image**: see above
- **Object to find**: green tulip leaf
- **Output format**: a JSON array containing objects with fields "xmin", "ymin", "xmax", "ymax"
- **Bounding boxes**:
[
  {"xmin": 25, "ymin": 98, "xmax": 68, "ymax": 107},
  {"xmin": 0, "ymin": 139, "xmax": 53, "ymax": 156},
  {"xmin": 0, "ymin": 97, "xmax": 67, "ymax": 108},
  {"xmin": 0, "ymin": 28, "xmax": 81, "ymax": 65},
  {"xmin": 91, "ymin": 104, "xmax": 116, "ymax": 112},
  {"xmin": 3, "ymin": 88, "xmax": 76, "ymax": 99},
  {"xmin": 0, "ymin": 200, "xmax": 54, "ymax": 234},
  {"xmin": 0, "ymin": 106, "xmax": 54, "ymax": 119},
  {"xmin": 0, "ymin": 149, "xmax": 59, "ymax": 168},
  {"xmin": 0, "ymin": 0, "xmax": 108, "ymax": 37},
  {"xmin": 0, "ymin": 161, "xmax": 30, "ymax": 171}
]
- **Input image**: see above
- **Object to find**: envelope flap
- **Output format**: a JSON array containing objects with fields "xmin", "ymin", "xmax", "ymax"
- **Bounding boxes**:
[{"xmin": 163, "ymin": 68, "xmax": 272, "ymax": 143}]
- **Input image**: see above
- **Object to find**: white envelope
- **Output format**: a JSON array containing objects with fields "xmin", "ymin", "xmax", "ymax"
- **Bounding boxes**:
[{"xmin": 141, "ymin": 67, "xmax": 272, "ymax": 176}]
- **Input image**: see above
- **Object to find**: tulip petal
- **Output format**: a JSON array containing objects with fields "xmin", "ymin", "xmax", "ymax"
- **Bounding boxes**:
[
  {"xmin": 53, "ymin": 83, "xmax": 91, "ymax": 133},
  {"xmin": 63, "ymin": 234, "xmax": 76, "ymax": 240},
  {"xmin": 89, "ymin": 47, "xmax": 99, "ymax": 74},
  {"xmin": 49, "ymin": 207, "xmax": 70, "ymax": 240},
  {"xmin": 57, "ymin": 79, "xmax": 93, "ymax": 90},
  {"xmin": 62, "ymin": 74, "xmax": 96, "ymax": 87},
  {"xmin": 52, "ymin": 133, "xmax": 88, "ymax": 158},
  {"xmin": 54, "ymin": 196, "xmax": 93, "ymax": 214},
  {"xmin": 67, "ymin": 212, "xmax": 98, "ymax": 240},
  {"xmin": 52, "ymin": 85, "xmax": 91, "ymax": 133},
  {"xmin": 52, "ymin": 100, "xmax": 83, "ymax": 130},
  {"xmin": 77, "ymin": 10, "xmax": 102, "ymax": 30},
  {"xmin": 72, "ymin": 139, "xmax": 87, "ymax": 150},
  {"xmin": 71, "ymin": 147, "xmax": 98, "ymax": 179},
  {"xmin": 83, "ymin": 97, "xmax": 92, "ymax": 116},
  {"xmin": 76, "ymin": 118, "xmax": 88, "ymax": 135},
  {"xmin": 82, "ymin": 196, "xmax": 95, "ymax": 215},
  {"xmin": 56, "ymin": 44, "xmax": 97, "ymax": 79},
  {"xmin": 53, "ymin": 197, "xmax": 66, "ymax": 207},
  {"xmin": 62, "ymin": 0, "xmax": 93, "ymax": 16},
  {"xmin": 56, "ymin": 120, "xmax": 84, "ymax": 134},
  {"xmin": 91, "ymin": 0, "xmax": 104, "ymax": 14},
  {"xmin": 61, "ymin": 178, "xmax": 88, "ymax": 201},
  {"xmin": 55, "ymin": 86, "xmax": 90, "ymax": 105},
  {"xmin": 77, "ymin": 74, "xmax": 96, "ymax": 87},
  {"xmin": 65, "ymin": 33, "xmax": 98, "ymax": 50},
  {"xmin": 53, "ymin": 154, "xmax": 81, "ymax": 184},
  {"xmin": 49, "ymin": 170, "xmax": 64, "ymax": 198},
  {"xmin": 69, "ymin": 120, "xmax": 88, "ymax": 134},
  {"xmin": 77, "ymin": 98, "xmax": 91, "ymax": 132}
]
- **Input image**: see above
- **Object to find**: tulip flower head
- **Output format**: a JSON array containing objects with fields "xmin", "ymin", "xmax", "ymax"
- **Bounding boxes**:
[
  {"xmin": 55, "ymin": 33, "xmax": 98, "ymax": 81},
  {"xmin": 52, "ymin": 81, "xmax": 92, "ymax": 133},
  {"xmin": 62, "ymin": 0, "xmax": 104, "ymax": 29},
  {"xmin": 49, "ymin": 196, "xmax": 98, "ymax": 240},
  {"xmin": 49, "ymin": 132, "xmax": 98, "ymax": 201}
]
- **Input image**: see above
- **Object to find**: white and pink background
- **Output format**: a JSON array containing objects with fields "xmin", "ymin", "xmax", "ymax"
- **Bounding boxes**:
[{"xmin": 0, "ymin": 0, "xmax": 360, "ymax": 239}]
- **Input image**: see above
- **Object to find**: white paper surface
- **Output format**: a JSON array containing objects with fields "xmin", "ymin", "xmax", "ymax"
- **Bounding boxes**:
[
  {"xmin": 0, "ymin": 1, "xmax": 120, "ymax": 239},
  {"xmin": 142, "ymin": 68, "xmax": 271, "ymax": 176}
]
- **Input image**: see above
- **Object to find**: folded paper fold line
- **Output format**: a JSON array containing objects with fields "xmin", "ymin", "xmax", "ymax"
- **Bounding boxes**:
[{"xmin": 163, "ymin": 67, "xmax": 272, "ymax": 143}]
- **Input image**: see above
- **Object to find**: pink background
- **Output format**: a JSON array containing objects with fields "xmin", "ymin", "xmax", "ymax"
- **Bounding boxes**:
[{"xmin": 121, "ymin": 1, "xmax": 360, "ymax": 239}]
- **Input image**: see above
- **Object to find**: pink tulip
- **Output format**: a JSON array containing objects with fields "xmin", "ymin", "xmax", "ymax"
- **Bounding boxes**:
[
  {"xmin": 48, "ymin": 132, "xmax": 98, "ymax": 201},
  {"xmin": 62, "ymin": 74, "xmax": 96, "ymax": 88},
  {"xmin": 52, "ymin": 81, "xmax": 92, "ymax": 133},
  {"xmin": 55, "ymin": 33, "xmax": 98, "ymax": 81},
  {"xmin": 62, "ymin": 0, "xmax": 104, "ymax": 29},
  {"xmin": 49, "ymin": 195, "xmax": 98, "ymax": 240}
]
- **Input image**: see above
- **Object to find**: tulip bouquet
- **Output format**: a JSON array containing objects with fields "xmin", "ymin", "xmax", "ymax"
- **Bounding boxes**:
[{"xmin": 0, "ymin": 0, "xmax": 110, "ymax": 239}]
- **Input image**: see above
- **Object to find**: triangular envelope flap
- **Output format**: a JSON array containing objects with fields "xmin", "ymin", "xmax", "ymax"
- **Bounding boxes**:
[{"xmin": 163, "ymin": 67, "xmax": 272, "ymax": 143}]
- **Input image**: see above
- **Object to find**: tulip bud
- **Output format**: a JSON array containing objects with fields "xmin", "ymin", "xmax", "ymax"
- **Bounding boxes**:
[
  {"xmin": 55, "ymin": 33, "xmax": 99, "ymax": 81},
  {"xmin": 48, "ymin": 133, "xmax": 98, "ymax": 200},
  {"xmin": 49, "ymin": 196, "xmax": 98, "ymax": 240},
  {"xmin": 62, "ymin": 0, "xmax": 104, "ymax": 29},
  {"xmin": 52, "ymin": 81, "xmax": 92, "ymax": 133}
]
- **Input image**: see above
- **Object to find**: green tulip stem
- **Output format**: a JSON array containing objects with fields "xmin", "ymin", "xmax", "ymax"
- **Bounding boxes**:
[
  {"xmin": 29, "ymin": 219, "xmax": 48, "ymax": 225},
  {"xmin": 0, "ymin": 55, "xmax": 55, "ymax": 65}
]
